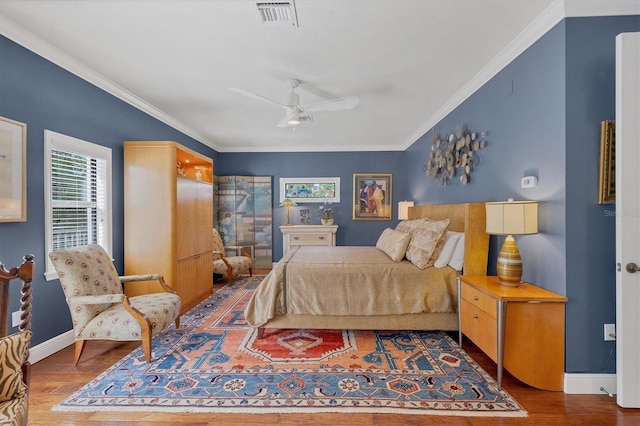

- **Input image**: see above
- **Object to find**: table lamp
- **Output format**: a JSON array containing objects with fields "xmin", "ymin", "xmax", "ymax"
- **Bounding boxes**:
[
  {"xmin": 398, "ymin": 201, "xmax": 415, "ymax": 220},
  {"xmin": 485, "ymin": 199, "xmax": 538, "ymax": 286},
  {"xmin": 279, "ymin": 198, "xmax": 297, "ymax": 226}
]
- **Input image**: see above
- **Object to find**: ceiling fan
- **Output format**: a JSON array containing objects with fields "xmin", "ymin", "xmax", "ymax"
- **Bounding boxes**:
[{"xmin": 229, "ymin": 79, "xmax": 359, "ymax": 128}]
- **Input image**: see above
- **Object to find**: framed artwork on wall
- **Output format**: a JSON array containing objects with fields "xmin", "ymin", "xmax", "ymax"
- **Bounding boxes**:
[
  {"xmin": 0, "ymin": 116, "xmax": 27, "ymax": 222},
  {"xmin": 353, "ymin": 173, "xmax": 392, "ymax": 220},
  {"xmin": 279, "ymin": 177, "xmax": 340, "ymax": 203},
  {"xmin": 598, "ymin": 120, "xmax": 615, "ymax": 204}
]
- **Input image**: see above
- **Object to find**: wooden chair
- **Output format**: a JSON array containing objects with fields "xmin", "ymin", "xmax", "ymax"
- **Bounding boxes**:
[
  {"xmin": 49, "ymin": 244, "xmax": 181, "ymax": 364},
  {"xmin": 212, "ymin": 228, "xmax": 253, "ymax": 284},
  {"xmin": 0, "ymin": 254, "xmax": 34, "ymax": 426}
]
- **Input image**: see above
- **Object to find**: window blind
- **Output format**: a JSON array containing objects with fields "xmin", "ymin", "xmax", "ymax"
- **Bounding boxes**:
[{"xmin": 51, "ymin": 149, "xmax": 107, "ymax": 251}]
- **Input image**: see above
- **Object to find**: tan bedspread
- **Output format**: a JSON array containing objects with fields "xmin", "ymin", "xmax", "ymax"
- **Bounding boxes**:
[{"xmin": 244, "ymin": 246, "xmax": 458, "ymax": 327}]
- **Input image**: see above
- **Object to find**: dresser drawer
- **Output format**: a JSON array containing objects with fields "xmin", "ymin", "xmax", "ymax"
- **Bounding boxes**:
[
  {"xmin": 460, "ymin": 298, "xmax": 498, "ymax": 362},
  {"xmin": 290, "ymin": 233, "xmax": 332, "ymax": 245},
  {"xmin": 461, "ymin": 282, "xmax": 497, "ymax": 319}
]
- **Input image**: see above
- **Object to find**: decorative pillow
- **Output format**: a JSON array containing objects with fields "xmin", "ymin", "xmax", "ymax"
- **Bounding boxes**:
[
  {"xmin": 405, "ymin": 219, "xmax": 450, "ymax": 269},
  {"xmin": 0, "ymin": 330, "xmax": 31, "ymax": 402},
  {"xmin": 448, "ymin": 234, "xmax": 466, "ymax": 271},
  {"xmin": 434, "ymin": 231, "xmax": 464, "ymax": 268},
  {"xmin": 376, "ymin": 228, "xmax": 411, "ymax": 262},
  {"xmin": 395, "ymin": 218, "xmax": 424, "ymax": 234}
]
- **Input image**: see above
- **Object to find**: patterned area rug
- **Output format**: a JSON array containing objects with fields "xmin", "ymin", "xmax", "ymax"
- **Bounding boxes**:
[{"xmin": 53, "ymin": 276, "xmax": 527, "ymax": 417}]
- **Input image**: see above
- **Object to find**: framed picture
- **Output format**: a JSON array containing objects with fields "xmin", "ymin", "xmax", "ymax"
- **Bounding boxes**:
[
  {"xmin": 279, "ymin": 177, "xmax": 340, "ymax": 203},
  {"xmin": 0, "ymin": 116, "xmax": 27, "ymax": 222},
  {"xmin": 598, "ymin": 120, "xmax": 615, "ymax": 204},
  {"xmin": 299, "ymin": 208, "xmax": 311, "ymax": 224},
  {"xmin": 353, "ymin": 173, "xmax": 392, "ymax": 220}
]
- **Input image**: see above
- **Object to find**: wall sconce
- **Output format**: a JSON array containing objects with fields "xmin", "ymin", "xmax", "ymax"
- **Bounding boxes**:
[
  {"xmin": 485, "ymin": 199, "xmax": 538, "ymax": 286},
  {"xmin": 398, "ymin": 201, "xmax": 415, "ymax": 220},
  {"xmin": 279, "ymin": 198, "xmax": 298, "ymax": 226}
]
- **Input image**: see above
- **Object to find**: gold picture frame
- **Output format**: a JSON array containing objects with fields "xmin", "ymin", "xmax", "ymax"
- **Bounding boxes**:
[
  {"xmin": 598, "ymin": 120, "xmax": 615, "ymax": 204},
  {"xmin": 353, "ymin": 173, "xmax": 392, "ymax": 220},
  {"xmin": 0, "ymin": 116, "xmax": 27, "ymax": 222}
]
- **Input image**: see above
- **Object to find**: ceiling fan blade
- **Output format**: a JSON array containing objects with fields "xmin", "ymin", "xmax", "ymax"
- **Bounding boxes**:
[
  {"xmin": 229, "ymin": 87, "xmax": 287, "ymax": 109},
  {"xmin": 301, "ymin": 96, "xmax": 359, "ymax": 112}
]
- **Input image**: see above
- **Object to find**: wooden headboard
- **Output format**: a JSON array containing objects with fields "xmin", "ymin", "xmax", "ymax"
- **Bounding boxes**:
[{"xmin": 408, "ymin": 202, "xmax": 488, "ymax": 276}]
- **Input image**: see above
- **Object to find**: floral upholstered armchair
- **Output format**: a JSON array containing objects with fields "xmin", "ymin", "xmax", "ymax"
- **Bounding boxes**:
[
  {"xmin": 49, "ymin": 244, "xmax": 181, "ymax": 364},
  {"xmin": 212, "ymin": 228, "xmax": 253, "ymax": 284}
]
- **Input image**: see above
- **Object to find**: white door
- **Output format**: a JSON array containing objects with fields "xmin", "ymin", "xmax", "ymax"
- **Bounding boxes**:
[{"xmin": 615, "ymin": 32, "xmax": 640, "ymax": 409}]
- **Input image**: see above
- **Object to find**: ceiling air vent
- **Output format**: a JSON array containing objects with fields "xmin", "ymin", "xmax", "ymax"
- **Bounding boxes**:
[{"xmin": 255, "ymin": 1, "xmax": 298, "ymax": 27}]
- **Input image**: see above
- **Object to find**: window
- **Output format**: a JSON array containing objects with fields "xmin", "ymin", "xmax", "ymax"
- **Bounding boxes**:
[{"xmin": 44, "ymin": 130, "xmax": 112, "ymax": 280}]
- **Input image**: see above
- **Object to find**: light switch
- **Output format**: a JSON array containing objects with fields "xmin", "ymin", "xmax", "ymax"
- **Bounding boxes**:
[{"xmin": 521, "ymin": 176, "xmax": 537, "ymax": 188}]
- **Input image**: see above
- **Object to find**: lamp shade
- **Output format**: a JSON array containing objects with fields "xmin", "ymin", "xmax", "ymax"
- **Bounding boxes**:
[
  {"xmin": 279, "ymin": 198, "xmax": 297, "ymax": 208},
  {"xmin": 486, "ymin": 200, "xmax": 538, "ymax": 286},
  {"xmin": 485, "ymin": 200, "xmax": 538, "ymax": 235},
  {"xmin": 398, "ymin": 201, "xmax": 414, "ymax": 220}
]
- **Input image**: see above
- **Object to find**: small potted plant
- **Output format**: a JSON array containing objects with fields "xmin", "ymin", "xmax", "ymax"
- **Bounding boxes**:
[{"xmin": 315, "ymin": 205, "xmax": 334, "ymax": 225}]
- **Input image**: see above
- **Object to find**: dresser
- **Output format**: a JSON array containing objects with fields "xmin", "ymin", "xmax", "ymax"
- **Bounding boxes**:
[
  {"xmin": 280, "ymin": 225, "xmax": 338, "ymax": 256},
  {"xmin": 457, "ymin": 275, "xmax": 567, "ymax": 391}
]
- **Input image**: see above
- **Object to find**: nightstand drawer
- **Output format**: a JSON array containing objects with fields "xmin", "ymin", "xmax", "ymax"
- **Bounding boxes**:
[
  {"xmin": 460, "ymin": 282, "xmax": 497, "ymax": 319},
  {"xmin": 460, "ymin": 298, "xmax": 498, "ymax": 362},
  {"xmin": 290, "ymin": 233, "xmax": 331, "ymax": 245}
]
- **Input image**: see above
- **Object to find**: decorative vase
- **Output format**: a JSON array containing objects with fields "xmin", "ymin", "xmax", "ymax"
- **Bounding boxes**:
[{"xmin": 321, "ymin": 218, "xmax": 334, "ymax": 225}]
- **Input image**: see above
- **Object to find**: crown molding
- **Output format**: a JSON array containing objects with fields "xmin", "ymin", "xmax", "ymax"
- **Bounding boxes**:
[
  {"xmin": 564, "ymin": 0, "xmax": 640, "ymax": 17},
  {"xmin": 0, "ymin": 13, "xmax": 219, "ymax": 151}
]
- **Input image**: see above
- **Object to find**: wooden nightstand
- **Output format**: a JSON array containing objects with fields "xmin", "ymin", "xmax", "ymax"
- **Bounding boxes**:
[
  {"xmin": 280, "ymin": 225, "xmax": 338, "ymax": 257},
  {"xmin": 457, "ymin": 275, "xmax": 567, "ymax": 391}
]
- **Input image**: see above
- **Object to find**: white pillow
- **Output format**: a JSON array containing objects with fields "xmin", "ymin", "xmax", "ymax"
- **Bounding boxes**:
[
  {"xmin": 434, "ymin": 231, "xmax": 463, "ymax": 268},
  {"xmin": 376, "ymin": 228, "xmax": 412, "ymax": 262},
  {"xmin": 448, "ymin": 234, "xmax": 465, "ymax": 271}
]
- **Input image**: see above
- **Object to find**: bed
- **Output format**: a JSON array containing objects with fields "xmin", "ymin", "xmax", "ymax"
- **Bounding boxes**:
[{"xmin": 244, "ymin": 202, "xmax": 488, "ymax": 336}]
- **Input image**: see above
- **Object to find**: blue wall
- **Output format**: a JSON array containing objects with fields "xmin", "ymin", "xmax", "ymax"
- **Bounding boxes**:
[
  {"xmin": 0, "ymin": 35, "xmax": 218, "ymax": 344},
  {"xmin": 564, "ymin": 16, "xmax": 640, "ymax": 373},
  {"xmin": 217, "ymin": 152, "xmax": 408, "ymax": 259},
  {"xmin": 1, "ymin": 14, "xmax": 638, "ymax": 375}
]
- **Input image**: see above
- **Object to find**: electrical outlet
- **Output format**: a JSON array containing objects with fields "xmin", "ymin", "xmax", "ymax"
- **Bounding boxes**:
[
  {"xmin": 604, "ymin": 323, "xmax": 616, "ymax": 341},
  {"xmin": 11, "ymin": 310, "xmax": 21, "ymax": 328}
]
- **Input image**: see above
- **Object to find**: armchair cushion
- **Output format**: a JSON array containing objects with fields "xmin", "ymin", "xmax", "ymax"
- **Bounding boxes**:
[
  {"xmin": 76, "ymin": 293, "xmax": 181, "ymax": 340},
  {"xmin": 213, "ymin": 256, "xmax": 253, "ymax": 275}
]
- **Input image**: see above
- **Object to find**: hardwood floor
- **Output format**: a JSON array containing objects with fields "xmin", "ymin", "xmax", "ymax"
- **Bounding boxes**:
[{"xmin": 27, "ymin": 276, "xmax": 638, "ymax": 425}]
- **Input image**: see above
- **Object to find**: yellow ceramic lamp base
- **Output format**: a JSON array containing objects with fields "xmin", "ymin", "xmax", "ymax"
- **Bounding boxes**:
[{"xmin": 496, "ymin": 235, "xmax": 523, "ymax": 286}]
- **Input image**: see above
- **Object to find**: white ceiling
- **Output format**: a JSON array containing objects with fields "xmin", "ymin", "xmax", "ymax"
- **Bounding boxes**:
[{"xmin": 0, "ymin": 1, "xmax": 637, "ymax": 152}]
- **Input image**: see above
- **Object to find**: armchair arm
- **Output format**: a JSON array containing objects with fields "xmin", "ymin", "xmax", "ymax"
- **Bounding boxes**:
[
  {"xmin": 119, "ymin": 274, "xmax": 162, "ymax": 283},
  {"xmin": 118, "ymin": 274, "xmax": 177, "ymax": 295},
  {"xmin": 68, "ymin": 294, "xmax": 125, "ymax": 307},
  {"xmin": 223, "ymin": 245, "xmax": 252, "ymax": 258}
]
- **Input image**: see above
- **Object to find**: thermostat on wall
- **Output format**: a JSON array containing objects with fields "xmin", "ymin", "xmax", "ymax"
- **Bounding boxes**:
[{"xmin": 521, "ymin": 176, "xmax": 538, "ymax": 188}]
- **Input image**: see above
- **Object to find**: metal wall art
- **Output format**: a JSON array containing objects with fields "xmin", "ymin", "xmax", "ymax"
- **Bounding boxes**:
[{"xmin": 424, "ymin": 125, "xmax": 487, "ymax": 186}]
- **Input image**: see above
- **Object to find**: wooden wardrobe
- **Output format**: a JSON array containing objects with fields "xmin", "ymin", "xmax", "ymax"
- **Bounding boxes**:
[{"xmin": 124, "ymin": 141, "xmax": 214, "ymax": 313}]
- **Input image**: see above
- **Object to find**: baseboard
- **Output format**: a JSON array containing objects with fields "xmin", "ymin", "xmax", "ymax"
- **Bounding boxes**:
[
  {"xmin": 28, "ymin": 330, "xmax": 74, "ymax": 364},
  {"xmin": 564, "ymin": 373, "xmax": 617, "ymax": 395}
]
